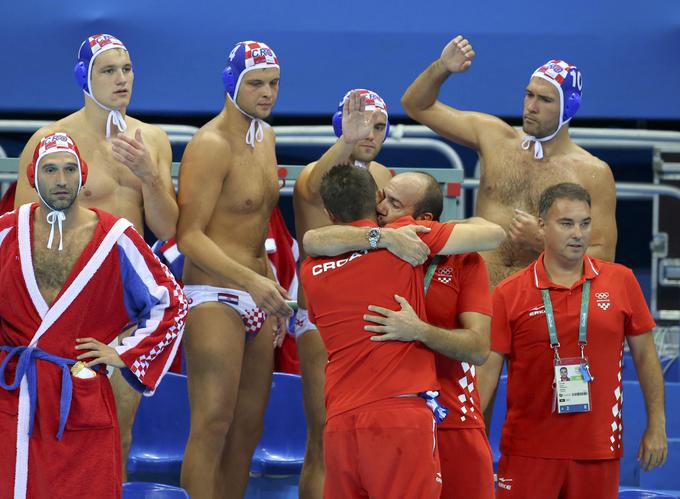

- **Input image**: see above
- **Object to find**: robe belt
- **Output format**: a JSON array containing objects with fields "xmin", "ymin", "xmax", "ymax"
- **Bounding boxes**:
[{"xmin": 0, "ymin": 345, "xmax": 94, "ymax": 440}]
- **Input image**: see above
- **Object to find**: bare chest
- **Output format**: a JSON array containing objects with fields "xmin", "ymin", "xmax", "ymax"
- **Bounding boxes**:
[
  {"xmin": 76, "ymin": 141, "xmax": 143, "ymax": 207},
  {"xmin": 220, "ymin": 145, "xmax": 279, "ymax": 214},
  {"xmin": 480, "ymin": 147, "xmax": 581, "ymax": 213},
  {"xmin": 32, "ymin": 226, "xmax": 94, "ymax": 306}
]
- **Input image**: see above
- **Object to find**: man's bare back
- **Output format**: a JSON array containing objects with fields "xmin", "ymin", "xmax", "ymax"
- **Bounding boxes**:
[{"xmin": 15, "ymin": 110, "xmax": 173, "ymax": 235}]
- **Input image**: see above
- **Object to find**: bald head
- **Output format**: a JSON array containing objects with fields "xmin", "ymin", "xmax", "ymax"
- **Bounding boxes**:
[{"xmin": 377, "ymin": 171, "xmax": 443, "ymax": 225}]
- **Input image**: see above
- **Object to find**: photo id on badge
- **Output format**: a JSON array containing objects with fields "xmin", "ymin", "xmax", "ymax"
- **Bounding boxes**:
[{"xmin": 554, "ymin": 357, "xmax": 592, "ymax": 414}]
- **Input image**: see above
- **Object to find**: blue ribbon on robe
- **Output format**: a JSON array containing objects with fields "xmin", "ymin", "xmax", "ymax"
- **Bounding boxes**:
[{"xmin": 0, "ymin": 345, "xmax": 81, "ymax": 440}]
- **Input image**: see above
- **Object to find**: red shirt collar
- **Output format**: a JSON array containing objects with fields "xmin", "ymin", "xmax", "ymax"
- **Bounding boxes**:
[
  {"xmin": 532, "ymin": 252, "xmax": 600, "ymax": 290},
  {"xmin": 349, "ymin": 219, "xmax": 379, "ymax": 228}
]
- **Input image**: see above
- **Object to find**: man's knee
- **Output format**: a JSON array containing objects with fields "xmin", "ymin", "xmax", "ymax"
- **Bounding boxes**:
[{"xmin": 192, "ymin": 408, "xmax": 235, "ymax": 442}]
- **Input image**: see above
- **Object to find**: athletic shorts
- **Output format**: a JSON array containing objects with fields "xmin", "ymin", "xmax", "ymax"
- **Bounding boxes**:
[
  {"xmin": 496, "ymin": 454, "xmax": 619, "ymax": 499},
  {"xmin": 439, "ymin": 427, "xmax": 495, "ymax": 499},
  {"xmin": 324, "ymin": 397, "xmax": 442, "ymax": 499}
]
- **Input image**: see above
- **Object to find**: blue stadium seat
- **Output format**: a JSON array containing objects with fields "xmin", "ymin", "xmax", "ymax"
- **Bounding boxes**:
[
  {"xmin": 488, "ymin": 375, "xmax": 508, "ymax": 469},
  {"xmin": 251, "ymin": 372, "xmax": 307, "ymax": 475},
  {"xmin": 618, "ymin": 489, "xmax": 678, "ymax": 498},
  {"xmin": 127, "ymin": 373, "xmax": 190, "ymax": 485},
  {"xmin": 122, "ymin": 482, "xmax": 189, "ymax": 498},
  {"xmin": 665, "ymin": 383, "xmax": 680, "ymax": 438},
  {"xmin": 246, "ymin": 373, "xmax": 306, "ymax": 498}
]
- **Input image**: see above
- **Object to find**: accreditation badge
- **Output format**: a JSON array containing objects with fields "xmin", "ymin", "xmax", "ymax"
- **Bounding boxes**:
[{"xmin": 553, "ymin": 357, "xmax": 592, "ymax": 414}]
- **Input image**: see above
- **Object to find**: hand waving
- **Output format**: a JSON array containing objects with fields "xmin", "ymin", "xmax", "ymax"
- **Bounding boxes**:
[{"xmin": 440, "ymin": 35, "xmax": 476, "ymax": 74}]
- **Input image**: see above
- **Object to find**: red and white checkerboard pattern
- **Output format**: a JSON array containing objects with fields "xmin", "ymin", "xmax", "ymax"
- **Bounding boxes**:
[
  {"xmin": 87, "ymin": 34, "xmax": 126, "ymax": 56},
  {"xmin": 243, "ymin": 307, "xmax": 267, "ymax": 338},
  {"xmin": 456, "ymin": 362, "xmax": 479, "ymax": 422},
  {"xmin": 608, "ymin": 350, "xmax": 624, "ymax": 453},
  {"xmin": 242, "ymin": 41, "xmax": 279, "ymax": 69},
  {"xmin": 38, "ymin": 133, "xmax": 77, "ymax": 158},
  {"xmin": 533, "ymin": 60, "xmax": 574, "ymax": 85},
  {"xmin": 344, "ymin": 89, "xmax": 388, "ymax": 116}
]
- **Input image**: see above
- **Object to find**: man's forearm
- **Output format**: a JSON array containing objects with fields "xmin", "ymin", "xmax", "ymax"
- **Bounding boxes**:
[
  {"xmin": 142, "ymin": 178, "xmax": 179, "ymax": 241},
  {"xmin": 178, "ymin": 231, "xmax": 255, "ymax": 289},
  {"xmin": 416, "ymin": 323, "xmax": 489, "ymax": 365},
  {"xmin": 401, "ymin": 60, "xmax": 451, "ymax": 115},
  {"xmin": 306, "ymin": 139, "xmax": 356, "ymax": 196},
  {"xmin": 304, "ymin": 225, "xmax": 401, "ymax": 256},
  {"xmin": 477, "ymin": 351, "xmax": 505, "ymax": 412},
  {"xmin": 633, "ymin": 346, "xmax": 666, "ymax": 428}
]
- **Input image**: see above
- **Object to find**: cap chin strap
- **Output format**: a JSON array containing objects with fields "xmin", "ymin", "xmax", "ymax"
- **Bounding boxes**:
[
  {"xmin": 228, "ymin": 95, "xmax": 264, "ymax": 148},
  {"xmin": 35, "ymin": 187, "xmax": 66, "ymax": 251},
  {"xmin": 45, "ymin": 211, "xmax": 66, "ymax": 250},
  {"xmin": 521, "ymin": 118, "xmax": 570, "ymax": 160},
  {"xmin": 85, "ymin": 91, "xmax": 127, "ymax": 139}
]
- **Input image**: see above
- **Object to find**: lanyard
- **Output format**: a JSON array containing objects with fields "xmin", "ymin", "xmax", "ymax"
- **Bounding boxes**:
[
  {"xmin": 424, "ymin": 256, "xmax": 442, "ymax": 295},
  {"xmin": 540, "ymin": 279, "xmax": 591, "ymax": 361}
]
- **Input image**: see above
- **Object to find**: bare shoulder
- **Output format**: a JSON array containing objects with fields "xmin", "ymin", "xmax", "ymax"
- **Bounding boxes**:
[
  {"xmin": 369, "ymin": 161, "xmax": 393, "ymax": 187},
  {"xmin": 370, "ymin": 161, "xmax": 391, "ymax": 174},
  {"xmin": 294, "ymin": 161, "xmax": 318, "ymax": 193},
  {"xmin": 571, "ymin": 145, "xmax": 614, "ymax": 184},
  {"xmin": 181, "ymin": 124, "xmax": 231, "ymax": 175},
  {"xmin": 126, "ymin": 117, "xmax": 169, "ymax": 146}
]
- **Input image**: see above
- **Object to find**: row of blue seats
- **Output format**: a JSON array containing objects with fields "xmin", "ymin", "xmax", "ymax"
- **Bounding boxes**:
[
  {"xmin": 129, "ymin": 372, "xmax": 679, "ymax": 496},
  {"xmin": 122, "ymin": 482, "xmax": 679, "ymax": 497},
  {"xmin": 127, "ymin": 373, "xmax": 307, "ymax": 490}
]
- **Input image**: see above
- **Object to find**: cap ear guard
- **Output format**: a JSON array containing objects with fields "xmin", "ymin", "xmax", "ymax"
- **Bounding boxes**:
[
  {"xmin": 27, "ymin": 161, "xmax": 37, "ymax": 188},
  {"xmin": 222, "ymin": 65, "xmax": 236, "ymax": 96},
  {"xmin": 564, "ymin": 91, "xmax": 581, "ymax": 121},
  {"xmin": 79, "ymin": 158, "xmax": 89, "ymax": 187},
  {"xmin": 74, "ymin": 61, "xmax": 88, "ymax": 91}
]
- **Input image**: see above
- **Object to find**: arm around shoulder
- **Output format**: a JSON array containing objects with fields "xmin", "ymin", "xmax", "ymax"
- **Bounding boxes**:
[{"xmin": 438, "ymin": 218, "xmax": 506, "ymax": 255}]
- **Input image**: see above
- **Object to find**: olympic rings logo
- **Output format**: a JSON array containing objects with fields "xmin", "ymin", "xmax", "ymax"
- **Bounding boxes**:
[{"xmin": 595, "ymin": 292, "xmax": 609, "ymax": 300}]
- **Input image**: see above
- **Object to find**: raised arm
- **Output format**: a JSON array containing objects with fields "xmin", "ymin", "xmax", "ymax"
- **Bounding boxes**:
[
  {"xmin": 627, "ymin": 331, "xmax": 667, "ymax": 471},
  {"xmin": 401, "ymin": 35, "xmax": 513, "ymax": 151},
  {"xmin": 112, "ymin": 126, "xmax": 178, "ymax": 241},
  {"xmin": 297, "ymin": 91, "xmax": 383, "ymax": 200},
  {"xmin": 176, "ymin": 133, "xmax": 291, "ymax": 317}
]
